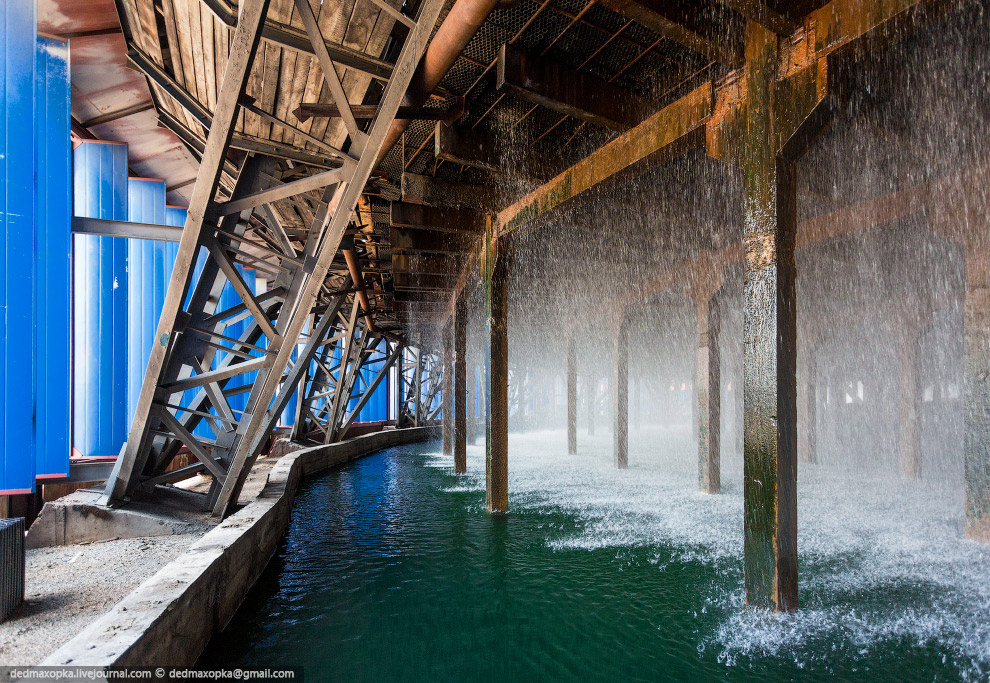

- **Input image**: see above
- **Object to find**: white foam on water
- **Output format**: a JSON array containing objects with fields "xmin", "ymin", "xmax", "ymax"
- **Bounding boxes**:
[{"xmin": 445, "ymin": 426, "xmax": 990, "ymax": 677}]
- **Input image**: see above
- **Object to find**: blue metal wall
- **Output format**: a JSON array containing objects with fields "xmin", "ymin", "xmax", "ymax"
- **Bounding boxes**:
[
  {"xmin": 34, "ymin": 35, "xmax": 71, "ymax": 480},
  {"xmin": 126, "ymin": 178, "xmax": 177, "ymax": 425},
  {"xmin": 72, "ymin": 141, "xmax": 129, "ymax": 458},
  {"xmin": 353, "ymin": 339, "xmax": 389, "ymax": 423},
  {"xmin": 193, "ymin": 267, "xmax": 258, "ymax": 439},
  {"xmin": 0, "ymin": 0, "xmax": 38, "ymax": 493}
]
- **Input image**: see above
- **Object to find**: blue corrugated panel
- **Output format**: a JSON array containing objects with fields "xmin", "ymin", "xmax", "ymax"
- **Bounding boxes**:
[
  {"xmin": 280, "ymin": 343, "xmax": 298, "ymax": 427},
  {"xmin": 72, "ymin": 141, "xmax": 129, "ymax": 458},
  {"xmin": 354, "ymin": 339, "xmax": 389, "ymax": 423},
  {"xmin": 0, "ymin": 1, "xmax": 38, "ymax": 493},
  {"xmin": 34, "ymin": 35, "xmax": 71, "ymax": 480},
  {"xmin": 164, "ymin": 205, "xmax": 187, "ymax": 228},
  {"xmin": 126, "ymin": 178, "xmax": 173, "ymax": 425}
]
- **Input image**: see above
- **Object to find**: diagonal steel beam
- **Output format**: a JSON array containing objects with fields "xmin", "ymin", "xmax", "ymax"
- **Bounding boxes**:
[
  {"xmin": 101, "ymin": 0, "xmax": 274, "ymax": 506},
  {"xmin": 208, "ymin": 0, "xmax": 446, "ymax": 517}
]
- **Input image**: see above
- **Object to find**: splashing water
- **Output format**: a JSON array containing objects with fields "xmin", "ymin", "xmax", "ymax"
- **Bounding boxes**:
[{"xmin": 200, "ymin": 429, "xmax": 990, "ymax": 681}]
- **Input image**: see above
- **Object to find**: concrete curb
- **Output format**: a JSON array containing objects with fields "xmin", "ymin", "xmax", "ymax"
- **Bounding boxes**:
[{"xmin": 40, "ymin": 427, "xmax": 439, "ymax": 667}]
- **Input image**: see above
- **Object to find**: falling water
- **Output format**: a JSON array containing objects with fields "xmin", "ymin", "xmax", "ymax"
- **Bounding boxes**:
[{"xmin": 201, "ymin": 4, "xmax": 989, "ymax": 680}]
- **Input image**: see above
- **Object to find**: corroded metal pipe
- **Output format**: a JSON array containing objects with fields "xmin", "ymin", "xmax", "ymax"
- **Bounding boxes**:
[
  {"xmin": 343, "ymin": 247, "xmax": 379, "ymax": 333},
  {"xmin": 376, "ymin": 0, "xmax": 509, "ymax": 164}
]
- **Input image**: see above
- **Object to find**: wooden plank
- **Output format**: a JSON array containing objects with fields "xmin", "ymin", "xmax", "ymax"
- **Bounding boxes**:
[
  {"xmin": 134, "ymin": 0, "xmax": 164, "ymax": 66},
  {"xmin": 201, "ymin": 6, "xmax": 217, "ymax": 112}
]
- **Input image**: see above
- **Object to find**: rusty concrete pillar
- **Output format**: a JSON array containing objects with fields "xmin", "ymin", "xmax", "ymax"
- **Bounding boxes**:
[
  {"xmin": 965, "ymin": 245, "xmax": 990, "ymax": 541},
  {"xmin": 695, "ymin": 283, "xmax": 723, "ymax": 494},
  {"xmin": 567, "ymin": 336, "xmax": 577, "ymax": 454},
  {"xmin": 442, "ymin": 322, "xmax": 453, "ymax": 455},
  {"xmin": 740, "ymin": 21, "xmax": 798, "ymax": 612},
  {"xmin": 613, "ymin": 316, "xmax": 629, "ymax": 469},
  {"xmin": 483, "ymin": 224, "xmax": 510, "ymax": 513},
  {"xmin": 454, "ymin": 295, "xmax": 467, "ymax": 473}
]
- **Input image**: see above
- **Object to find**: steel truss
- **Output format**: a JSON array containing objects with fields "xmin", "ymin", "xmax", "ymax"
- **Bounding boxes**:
[
  {"xmin": 290, "ymin": 298, "xmax": 403, "ymax": 444},
  {"xmin": 102, "ymin": 0, "xmax": 446, "ymax": 517},
  {"xmin": 397, "ymin": 347, "xmax": 443, "ymax": 428}
]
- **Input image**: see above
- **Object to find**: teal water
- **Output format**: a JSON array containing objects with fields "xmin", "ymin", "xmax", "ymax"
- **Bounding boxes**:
[{"xmin": 199, "ymin": 431, "xmax": 990, "ymax": 681}]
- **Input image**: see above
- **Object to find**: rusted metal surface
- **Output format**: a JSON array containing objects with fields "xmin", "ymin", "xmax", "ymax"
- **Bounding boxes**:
[
  {"xmin": 599, "ymin": 0, "xmax": 745, "ymax": 66},
  {"xmin": 495, "ymin": 81, "xmax": 712, "ymax": 237},
  {"xmin": 391, "ymin": 202, "xmax": 484, "ymax": 234},
  {"xmin": 715, "ymin": 0, "xmax": 798, "ymax": 35},
  {"xmin": 739, "ymin": 19, "xmax": 797, "ymax": 613},
  {"xmin": 496, "ymin": 43, "xmax": 656, "ymax": 131},
  {"xmin": 343, "ymin": 248, "xmax": 379, "ymax": 333},
  {"xmin": 377, "ymin": 0, "xmax": 504, "ymax": 163},
  {"xmin": 390, "ymin": 227, "xmax": 476, "ymax": 255},
  {"xmin": 401, "ymin": 172, "xmax": 504, "ymax": 209},
  {"xmin": 482, "ymin": 220, "xmax": 510, "ymax": 513},
  {"xmin": 294, "ymin": 102, "xmax": 463, "ymax": 123},
  {"xmin": 434, "ymin": 122, "xmax": 501, "ymax": 172}
]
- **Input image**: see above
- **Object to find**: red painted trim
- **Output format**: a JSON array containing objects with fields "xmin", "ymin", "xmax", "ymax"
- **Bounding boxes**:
[
  {"xmin": 130, "ymin": 177, "xmax": 166, "ymax": 183},
  {"xmin": 0, "ymin": 488, "xmax": 33, "ymax": 495},
  {"xmin": 35, "ymin": 473, "xmax": 68, "ymax": 480}
]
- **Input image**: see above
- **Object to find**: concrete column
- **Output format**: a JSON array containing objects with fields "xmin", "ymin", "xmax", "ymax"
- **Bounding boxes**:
[
  {"xmin": 697, "ymin": 290, "xmax": 722, "ymax": 494},
  {"xmin": 898, "ymin": 327, "xmax": 922, "ymax": 478},
  {"xmin": 442, "ymin": 324, "xmax": 453, "ymax": 455},
  {"xmin": 965, "ymin": 246, "xmax": 990, "ymax": 541},
  {"xmin": 741, "ymin": 21, "xmax": 798, "ymax": 612},
  {"xmin": 454, "ymin": 296, "xmax": 467, "ymax": 473},
  {"xmin": 483, "ymin": 230, "xmax": 510, "ymax": 513},
  {"xmin": 567, "ymin": 336, "xmax": 577, "ymax": 454},
  {"xmin": 613, "ymin": 318, "xmax": 628, "ymax": 468}
]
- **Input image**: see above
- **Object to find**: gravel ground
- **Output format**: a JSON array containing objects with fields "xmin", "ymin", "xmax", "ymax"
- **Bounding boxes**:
[
  {"xmin": 0, "ymin": 533, "xmax": 201, "ymax": 667},
  {"xmin": 0, "ymin": 453, "xmax": 280, "ymax": 671}
]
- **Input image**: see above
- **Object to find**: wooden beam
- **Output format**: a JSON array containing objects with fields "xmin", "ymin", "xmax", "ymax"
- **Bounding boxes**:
[
  {"xmin": 599, "ymin": 0, "xmax": 744, "ymax": 66},
  {"xmin": 390, "ymin": 202, "xmax": 484, "ymax": 233},
  {"xmin": 497, "ymin": 44, "xmax": 655, "ymax": 131}
]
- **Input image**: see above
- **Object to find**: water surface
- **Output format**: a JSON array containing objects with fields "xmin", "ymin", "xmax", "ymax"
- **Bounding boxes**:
[{"xmin": 201, "ymin": 428, "xmax": 990, "ymax": 681}]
